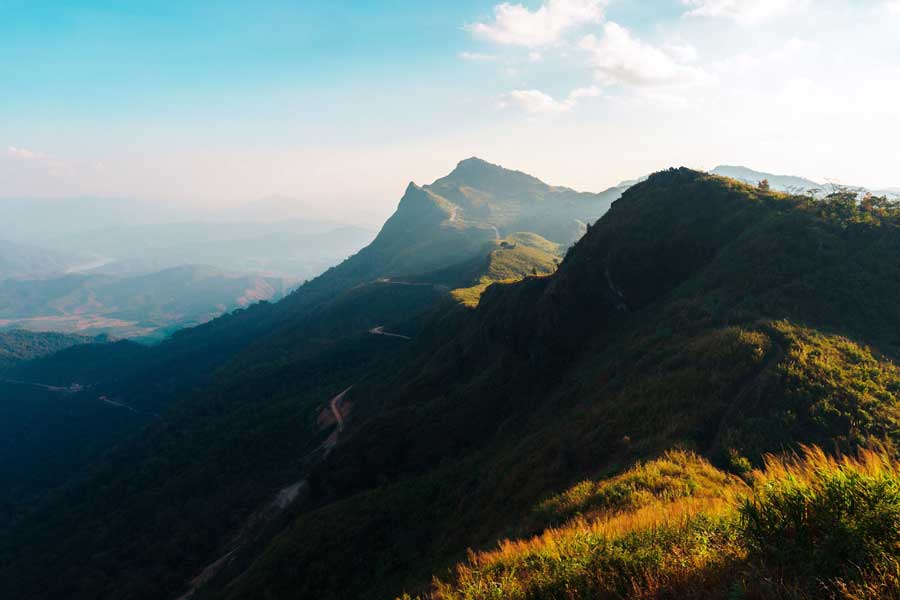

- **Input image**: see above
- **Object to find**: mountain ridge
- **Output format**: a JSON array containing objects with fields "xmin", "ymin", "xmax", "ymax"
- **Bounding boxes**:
[{"xmin": 5, "ymin": 164, "xmax": 900, "ymax": 600}]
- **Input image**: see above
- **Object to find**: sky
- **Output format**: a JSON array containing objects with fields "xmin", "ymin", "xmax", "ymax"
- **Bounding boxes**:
[{"xmin": 2, "ymin": 0, "xmax": 900, "ymax": 225}]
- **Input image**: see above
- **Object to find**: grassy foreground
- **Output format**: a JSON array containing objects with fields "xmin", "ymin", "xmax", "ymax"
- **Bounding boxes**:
[{"xmin": 405, "ymin": 446, "xmax": 900, "ymax": 600}]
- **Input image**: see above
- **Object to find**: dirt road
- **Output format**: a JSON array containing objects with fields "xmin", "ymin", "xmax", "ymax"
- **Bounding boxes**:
[
  {"xmin": 330, "ymin": 387, "xmax": 352, "ymax": 432},
  {"xmin": 368, "ymin": 326, "xmax": 412, "ymax": 341}
]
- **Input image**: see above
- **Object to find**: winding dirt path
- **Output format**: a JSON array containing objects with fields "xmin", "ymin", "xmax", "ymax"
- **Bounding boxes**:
[
  {"xmin": 175, "ymin": 387, "xmax": 353, "ymax": 600},
  {"xmin": 0, "ymin": 378, "xmax": 74, "ymax": 393},
  {"xmin": 99, "ymin": 395, "xmax": 139, "ymax": 413},
  {"xmin": 368, "ymin": 326, "xmax": 412, "ymax": 341},
  {"xmin": 329, "ymin": 387, "xmax": 351, "ymax": 432}
]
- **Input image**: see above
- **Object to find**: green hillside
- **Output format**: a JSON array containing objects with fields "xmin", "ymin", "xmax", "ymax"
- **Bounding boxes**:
[
  {"xmin": 0, "ymin": 158, "xmax": 613, "ymax": 600},
  {"xmin": 451, "ymin": 232, "xmax": 561, "ymax": 307},
  {"xmin": 212, "ymin": 170, "xmax": 900, "ymax": 600},
  {"xmin": 4, "ymin": 167, "xmax": 900, "ymax": 600},
  {"xmin": 277, "ymin": 157, "xmax": 622, "ymax": 311}
]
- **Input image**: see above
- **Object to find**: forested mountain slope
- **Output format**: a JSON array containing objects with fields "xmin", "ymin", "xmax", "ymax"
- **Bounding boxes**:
[
  {"xmin": 212, "ymin": 169, "xmax": 900, "ymax": 600},
  {"xmin": 0, "ymin": 158, "xmax": 603, "ymax": 600},
  {"xmin": 8, "ymin": 167, "xmax": 898, "ymax": 600},
  {"xmin": 0, "ymin": 329, "xmax": 89, "ymax": 372}
]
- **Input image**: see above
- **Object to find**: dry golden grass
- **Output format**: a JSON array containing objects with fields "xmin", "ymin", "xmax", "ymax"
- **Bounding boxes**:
[
  {"xmin": 750, "ymin": 444, "xmax": 900, "ymax": 487},
  {"xmin": 414, "ymin": 447, "xmax": 900, "ymax": 600}
]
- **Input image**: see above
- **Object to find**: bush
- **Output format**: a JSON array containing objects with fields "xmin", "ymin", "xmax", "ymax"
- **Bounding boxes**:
[{"xmin": 741, "ymin": 446, "xmax": 900, "ymax": 582}]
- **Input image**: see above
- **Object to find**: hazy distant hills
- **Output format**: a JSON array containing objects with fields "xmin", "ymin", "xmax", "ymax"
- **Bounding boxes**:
[
  {"xmin": 712, "ymin": 164, "xmax": 900, "ymax": 198},
  {"xmin": 0, "ymin": 204, "xmax": 375, "ymax": 338},
  {"xmin": 0, "ymin": 197, "xmax": 181, "ymax": 245},
  {"xmin": 0, "ymin": 265, "xmax": 295, "ymax": 340},
  {"xmin": 57, "ymin": 220, "xmax": 375, "ymax": 279},
  {"xmin": 0, "ymin": 239, "xmax": 97, "ymax": 280},
  {"xmin": 711, "ymin": 165, "xmax": 821, "ymax": 191},
  {"xmin": 0, "ymin": 194, "xmax": 375, "ymax": 279}
]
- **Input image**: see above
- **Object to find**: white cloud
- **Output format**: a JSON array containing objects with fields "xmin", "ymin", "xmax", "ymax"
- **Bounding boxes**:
[
  {"xmin": 682, "ymin": 0, "xmax": 810, "ymax": 24},
  {"xmin": 459, "ymin": 51, "xmax": 498, "ymax": 61},
  {"xmin": 7, "ymin": 146, "xmax": 46, "ymax": 161},
  {"xmin": 568, "ymin": 85, "xmax": 602, "ymax": 99},
  {"xmin": 500, "ymin": 85, "xmax": 601, "ymax": 114},
  {"xmin": 467, "ymin": 0, "xmax": 607, "ymax": 47},
  {"xmin": 580, "ymin": 23, "xmax": 713, "ymax": 87},
  {"xmin": 636, "ymin": 91, "xmax": 692, "ymax": 111},
  {"xmin": 713, "ymin": 37, "xmax": 817, "ymax": 73},
  {"xmin": 665, "ymin": 42, "xmax": 700, "ymax": 63},
  {"xmin": 884, "ymin": 1, "xmax": 900, "ymax": 15},
  {"xmin": 500, "ymin": 89, "xmax": 572, "ymax": 113}
]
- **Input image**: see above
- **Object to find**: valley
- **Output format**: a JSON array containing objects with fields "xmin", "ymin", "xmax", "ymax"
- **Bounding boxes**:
[
  {"xmin": 0, "ymin": 266, "xmax": 296, "ymax": 340},
  {"xmin": 0, "ymin": 212, "xmax": 375, "ymax": 341}
]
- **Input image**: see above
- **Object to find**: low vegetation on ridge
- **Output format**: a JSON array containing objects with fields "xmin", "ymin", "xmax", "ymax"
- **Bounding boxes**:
[{"xmin": 414, "ymin": 446, "xmax": 900, "ymax": 600}]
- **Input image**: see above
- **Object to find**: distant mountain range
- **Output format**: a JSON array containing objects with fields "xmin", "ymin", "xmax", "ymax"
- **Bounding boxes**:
[
  {"xmin": 711, "ymin": 164, "xmax": 900, "ymax": 198},
  {"xmin": 0, "ymin": 239, "xmax": 98, "ymax": 280},
  {"xmin": 54, "ymin": 220, "xmax": 375, "ymax": 279},
  {"xmin": 1, "ymin": 211, "xmax": 375, "ymax": 339},
  {"xmin": 711, "ymin": 165, "xmax": 821, "ymax": 191},
  {"xmin": 0, "ymin": 265, "xmax": 295, "ymax": 340}
]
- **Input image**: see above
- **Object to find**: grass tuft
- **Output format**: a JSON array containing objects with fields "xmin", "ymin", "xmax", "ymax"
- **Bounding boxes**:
[{"xmin": 414, "ymin": 446, "xmax": 900, "ymax": 600}]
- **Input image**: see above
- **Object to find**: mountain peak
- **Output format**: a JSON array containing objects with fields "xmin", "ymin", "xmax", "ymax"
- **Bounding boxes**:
[
  {"xmin": 454, "ymin": 156, "xmax": 500, "ymax": 171},
  {"xmin": 433, "ymin": 157, "xmax": 549, "ymax": 195},
  {"xmin": 383, "ymin": 181, "xmax": 453, "ymax": 232},
  {"xmin": 448, "ymin": 156, "xmax": 524, "ymax": 177}
]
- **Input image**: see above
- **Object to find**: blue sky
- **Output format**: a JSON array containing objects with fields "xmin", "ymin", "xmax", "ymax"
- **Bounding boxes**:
[{"xmin": 3, "ymin": 0, "xmax": 900, "ymax": 223}]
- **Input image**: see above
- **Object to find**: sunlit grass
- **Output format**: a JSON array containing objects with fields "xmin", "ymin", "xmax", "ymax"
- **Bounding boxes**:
[
  {"xmin": 411, "ymin": 447, "xmax": 900, "ymax": 600},
  {"xmin": 451, "ymin": 233, "xmax": 561, "ymax": 307}
]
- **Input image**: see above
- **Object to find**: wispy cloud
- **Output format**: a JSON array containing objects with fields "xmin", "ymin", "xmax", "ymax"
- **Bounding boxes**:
[
  {"xmin": 682, "ymin": 0, "xmax": 810, "ymax": 24},
  {"xmin": 580, "ymin": 23, "xmax": 712, "ymax": 87},
  {"xmin": 500, "ymin": 85, "xmax": 601, "ymax": 114},
  {"xmin": 4, "ymin": 146, "xmax": 94, "ymax": 178},
  {"xmin": 458, "ymin": 51, "xmax": 498, "ymax": 62},
  {"xmin": 467, "ymin": 0, "xmax": 607, "ymax": 47},
  {"xmin": 7, "ymin": 146, "xmax": 47, "ymax": 161}
]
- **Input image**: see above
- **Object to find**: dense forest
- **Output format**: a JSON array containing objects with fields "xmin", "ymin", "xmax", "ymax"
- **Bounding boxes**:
[{"xmin": 0, "ymin": 330, "xmax": 89, "ymax": 372}]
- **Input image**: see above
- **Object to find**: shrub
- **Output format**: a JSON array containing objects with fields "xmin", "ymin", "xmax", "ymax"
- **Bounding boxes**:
[{"xmin": 742, "ymin": 446, "xmax": 900, "ymax": 583}]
